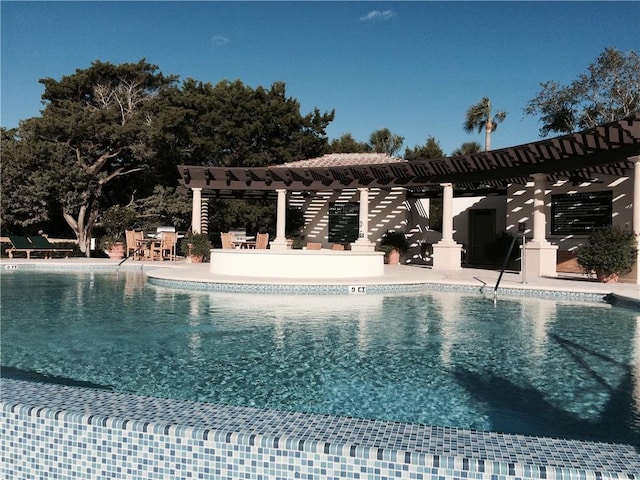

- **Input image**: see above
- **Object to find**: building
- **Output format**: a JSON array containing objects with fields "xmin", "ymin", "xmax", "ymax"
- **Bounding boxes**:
[{"xmin": 179, "ymin": 114, "xmax": 640, "ymax": 283}]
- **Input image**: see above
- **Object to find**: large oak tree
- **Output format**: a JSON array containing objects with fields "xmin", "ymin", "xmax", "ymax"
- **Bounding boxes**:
[
  {"xmin": 17, "ymin": 60, "xmax": 177, "ymax": 255},
  {"xmin": 3, "ymin": 61, "xmax": 335, "ymax": 250}
]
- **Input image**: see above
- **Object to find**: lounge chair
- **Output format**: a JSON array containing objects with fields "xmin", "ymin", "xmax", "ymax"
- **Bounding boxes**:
[
  {"xmin": 28, "ymin": 236, "xmax": 73, "ymax": 258},
  {"xmin": 5, "ymin": 236, "xmax": 72, "ymax": 259}
]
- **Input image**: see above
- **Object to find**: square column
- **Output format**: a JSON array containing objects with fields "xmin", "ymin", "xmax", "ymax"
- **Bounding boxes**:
[
  {"xmin": 432, "ymin": 183, "xmax": 462, "ymax": 270},
  {"xmin": 352, "ymin": 188, "xmax": 375, "ymax": 251},
  {"xmin": 621, "ymin": 155, "xmax": 640, "ymax": 284},
  {"xmin": 191, "ymin": 188, "xmax": 202, "ymax": 234},
  {"xmin": 270, "ymin": 189, "xmax": 289, "ymax": 250},
  {"xmin": 523, "ymin": 173, "xmax": 557, "ymax": 281}
]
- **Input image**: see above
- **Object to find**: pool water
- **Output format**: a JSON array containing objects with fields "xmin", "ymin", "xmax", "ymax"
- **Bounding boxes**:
[{"xmin": 2, "ymin": 270, "xmax": 639, "ymax": 445}]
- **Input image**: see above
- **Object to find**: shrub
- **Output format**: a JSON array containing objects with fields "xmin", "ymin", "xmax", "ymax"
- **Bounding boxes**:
[
  {"xmin": 577, "ymin": 226, "xmax": 637, "ymax": 278},
  {"xmin": 378, "ymin": 230, "xmax": 409, "ymax": 254},
  {"xmin": 180, "ymin": 233, "xmax": 212, "ymax": 259}
]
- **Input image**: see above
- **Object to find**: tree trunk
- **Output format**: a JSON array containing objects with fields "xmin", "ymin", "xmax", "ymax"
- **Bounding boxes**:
[
  {"xmin": 485, "ymin": 119, "xmax": 492, "ymax": 152},
  {"xmin": 63, "ymin": 204, "xmax": 99, "ymax": 258}
]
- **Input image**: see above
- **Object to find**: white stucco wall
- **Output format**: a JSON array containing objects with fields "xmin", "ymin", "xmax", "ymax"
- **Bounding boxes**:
[
  {"xmin": 290, "ymin": 188, "xmax": 407, "ymax": 248},
  {"xmin": 506, "ymin": 175, "xmax": 634, "ymax": 254}
]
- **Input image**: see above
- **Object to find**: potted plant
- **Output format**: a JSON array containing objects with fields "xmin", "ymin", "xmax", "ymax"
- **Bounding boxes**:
[
  {"xmin": 576, "ymin": 226, "xmax": 638, "ymax": 282},
  {"xmin": 378, "ymin": 230, "xmax": 410, "ymax": 265},
  {"xmin": 100, "ymin": 205, "xmax": 138, "ymax": 259},
  {"xmin": 180, "ymin": 232, "xmax": 212, "ymax": 262}
]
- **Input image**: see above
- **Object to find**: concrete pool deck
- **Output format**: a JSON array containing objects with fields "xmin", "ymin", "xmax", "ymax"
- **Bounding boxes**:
[
  {"xmin": 5, "ymin": 256, "xmax": 637, "ymax": 303},
  {"xmin": 2, "ymin": 258, "xmax": 640, "ymax": 479}
]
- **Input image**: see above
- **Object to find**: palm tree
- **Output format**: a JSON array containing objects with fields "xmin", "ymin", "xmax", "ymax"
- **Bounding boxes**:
[
  {"xmin": 463, "ymin": 97, "xmax": 506, "ymax": 151},
  {"xmin": 369, "ymin": 128, "xmax": 404, "ymax": 155},
  {"xmin": 451, "ymin": 141, "xmax": 482, "ymax": 156}
]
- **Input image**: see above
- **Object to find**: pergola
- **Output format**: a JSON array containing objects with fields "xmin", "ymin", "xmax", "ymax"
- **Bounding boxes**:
[
  {"xmin": 178, "ymin": 114, "xmax": 640, "ymax": 279},
  {"xmin": 179, "ymin": 114, "xmax": 640, "ymax": 195}
]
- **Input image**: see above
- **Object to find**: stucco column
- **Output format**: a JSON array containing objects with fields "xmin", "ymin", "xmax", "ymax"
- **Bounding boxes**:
[
  {"xmin": 632, "ymin": 156, "xmax": 640, "ymax": 235},
  {"xmin": 352, "ymin": 187, "xmax": 375, "ymax": 251},
  {"xmin": 270, "ymin": 189, "xmax": 289, "ymax": 250},
  {"xmin": 191, "ymin": 188, "xmax": 202, "ymax": 234},
  {"xmin": 523, "ymin": 173, "xmax": 557, "ymax": 281},
  {"xmin": 432, "ymin": 183, "xmax": 462, "ymax": 270},
  {"xmin": 623, "ymin": 156, "xmax": 640, "ymax": 283},
  {"xmin": 441, "ymin": 183, "xmax": 454, "ymax": 242},
  {"xmin": 531, "ymin": 173, "xmax": 547, "ymax": 243}
]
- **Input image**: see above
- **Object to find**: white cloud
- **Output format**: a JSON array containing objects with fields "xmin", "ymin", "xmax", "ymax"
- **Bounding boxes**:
[
  {"xmin": 359, "ymin": 10, "xmax": 396, "ymax": 22},
  {"xmin": 211, "ymin": 35, "xmax": 230, "ymax": 47}
]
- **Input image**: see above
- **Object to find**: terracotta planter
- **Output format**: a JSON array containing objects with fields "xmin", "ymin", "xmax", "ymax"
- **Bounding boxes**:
[
  {"xmin": 385, "ymin": 249, "xmax": 401, "ymax": 265},
  {"xmin": 107, "ymin": 242, "xmax": 125, "ymax": 259},
  {"xmin": 596, "ymin": 271, "xmax": 619, "ymax": 283},
  {"xmin": 189, "ymin": 255, "xmax": 204, "ymax": 263}
]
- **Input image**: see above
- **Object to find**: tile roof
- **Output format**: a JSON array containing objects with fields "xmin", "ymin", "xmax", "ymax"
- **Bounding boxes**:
[{"xmin": 277, "ymin": 153, "xmax": 407, "ymax": 168}]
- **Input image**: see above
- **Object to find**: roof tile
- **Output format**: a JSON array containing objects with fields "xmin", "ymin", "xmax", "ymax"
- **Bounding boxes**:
[{"xmin": 276, "ymin": 153, "xmax": 407, "ymax": 168}]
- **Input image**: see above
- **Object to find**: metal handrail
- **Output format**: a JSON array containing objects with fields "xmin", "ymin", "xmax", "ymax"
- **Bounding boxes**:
[{"xmin": 493, "ymin": 234, "xmax": 520, "ymax": 304}]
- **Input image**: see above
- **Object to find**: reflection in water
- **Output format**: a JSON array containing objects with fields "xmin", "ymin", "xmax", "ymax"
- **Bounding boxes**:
[{"xmin": 1, "ymin": 270, "xmax": 638, "ymax": 445}]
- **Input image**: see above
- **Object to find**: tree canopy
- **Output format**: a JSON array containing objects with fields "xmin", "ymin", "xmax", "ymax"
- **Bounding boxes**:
[
  {"xmin": 1, "ymin": 60, "xmax": 335, "ymax": 254},
  {"xmin": 368, "ymin": 128, "xmax": 404, "ymax": 155},
  {"xmin": 327, "ymin": 133, "xmax": 372, "ymax": 153},
  {"xmin": 404, "ymin": 136, "xmax": 444, "ymax": 161},
  {"xmin": 451, "ymin": 141, "xmax": 482, "ymax": 156},
  {"xmin": 524, "ymin": 48, "xmax": 640, "ymax": 136}
]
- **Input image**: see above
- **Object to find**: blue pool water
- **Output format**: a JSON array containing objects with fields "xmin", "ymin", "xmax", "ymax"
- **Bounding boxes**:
[{"xmin": 2, "ymin": 269, "xmax": 639, "ymax": 445}]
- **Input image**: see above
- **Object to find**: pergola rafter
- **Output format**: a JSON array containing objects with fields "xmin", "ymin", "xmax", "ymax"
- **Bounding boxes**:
[{"xmin": 178, "ymin": 114, "xmax": 640, "ymax": 196}]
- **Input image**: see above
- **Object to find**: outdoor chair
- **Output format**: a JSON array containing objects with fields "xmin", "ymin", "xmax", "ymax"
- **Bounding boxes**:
[
  {"xmin": 331, "ymin": 243, "xmax": 345, "ymax": 250},
  {"xmin": 306, "ymin": 242, "xmax": 322, "ymax": 250},
  {"xmin": 5, "ymin": 236, "xmax": 73, "ymax": 259},
  {"xmin": 221, "ymin": 232, "xmax": 235, "ymax": 249},
  {"xmin": 255, "ymin": 233, "xmax": 269, "ymax": 249},
  {"xmin": 151, "ymin": 232, "xmax": 177, "ymax": 261},
  {"xmin": 125, "ymin": 230, "xmax": 145, "ymax": 260}
]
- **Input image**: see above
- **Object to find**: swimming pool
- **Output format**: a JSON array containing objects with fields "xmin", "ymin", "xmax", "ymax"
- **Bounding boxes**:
[{"xmin": 1, "ymin": 269, "xmax": 639, "ymax": 446}]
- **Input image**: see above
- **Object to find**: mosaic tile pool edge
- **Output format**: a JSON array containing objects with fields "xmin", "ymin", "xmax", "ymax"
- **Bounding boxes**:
[
  {"xmin": 2, "ymin": 379, "xmax": 639, "ymax": 480},
  {"xmin": 3, "ymin": 263, "xmax": 610, "ymax": 303},
  {"xmin": 2, "ymin": 400, "xmax": 636, "ymax": 480},
  {"xmin": 146, "ymin": 276, "xmax": 609, "ymax": 303}
]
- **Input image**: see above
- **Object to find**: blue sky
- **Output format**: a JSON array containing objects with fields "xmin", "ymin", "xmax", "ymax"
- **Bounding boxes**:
[{"xmin": 2, "ymin": 1, "xmax": 639, "ymax": 155}]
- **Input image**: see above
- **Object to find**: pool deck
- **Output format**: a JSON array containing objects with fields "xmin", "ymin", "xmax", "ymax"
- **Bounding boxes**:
[
  {"xmin": 4, "ymin": 256, "xmax": 639, "ymax": 304},
  {"xmin": 3, "ymin": 257, "xmax": 640, "ymax": 478}
]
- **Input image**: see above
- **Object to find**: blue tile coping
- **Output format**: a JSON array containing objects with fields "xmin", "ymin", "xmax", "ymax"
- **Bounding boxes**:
[{"xmin": 2, "ymin": 378, "xmax": 639, "ymax": 479}]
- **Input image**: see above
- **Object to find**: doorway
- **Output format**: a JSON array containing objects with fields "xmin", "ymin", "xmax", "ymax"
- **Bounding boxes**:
[{"xmin": 467, "ymin": 209, "xmax": 496, "ymax": 265}]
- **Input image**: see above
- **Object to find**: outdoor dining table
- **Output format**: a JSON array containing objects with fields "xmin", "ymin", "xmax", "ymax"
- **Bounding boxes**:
[
  {"xmin": 236, "ymin": 241, "xmax": 256, "ymax": 249},
  {"xmin": 134, "ymin": 238, "xmax": 155, "ymax": 260}
]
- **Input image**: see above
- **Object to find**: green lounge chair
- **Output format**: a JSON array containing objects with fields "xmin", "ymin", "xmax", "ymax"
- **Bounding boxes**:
[
  {"xmin": 5, "ymin": 236, "xmax": 36, "ymax": 258},
  {"xmin": 28, "ymin": 236, "xmax": 73, "ymax": 258},
  {"xmin": 5, "ymin": 235, "xmax": 72, "ymax": 259}
]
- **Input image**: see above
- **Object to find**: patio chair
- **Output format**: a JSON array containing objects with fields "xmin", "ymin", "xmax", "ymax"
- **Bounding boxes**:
[
  {"xmin": 331, "ymin": 243, "xmax": 345, "ymax": 250},
  {"xmin": 255, "ymin": 233, "xmax": 269, "ymax": 249},
  {"xmin": 150, "ymin": 232, "xmax": 177, "ymax": 261},
  {"xmin": 125, "ymin": 230, "xmax": 145, "ymax": 260},
  {"xmin": 306, "ymin": 242, "xmax": 322, "ymax": 250},
  {"xmin": 221, "ymin": 232, "xmax": 235, "ymax": 249}
]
